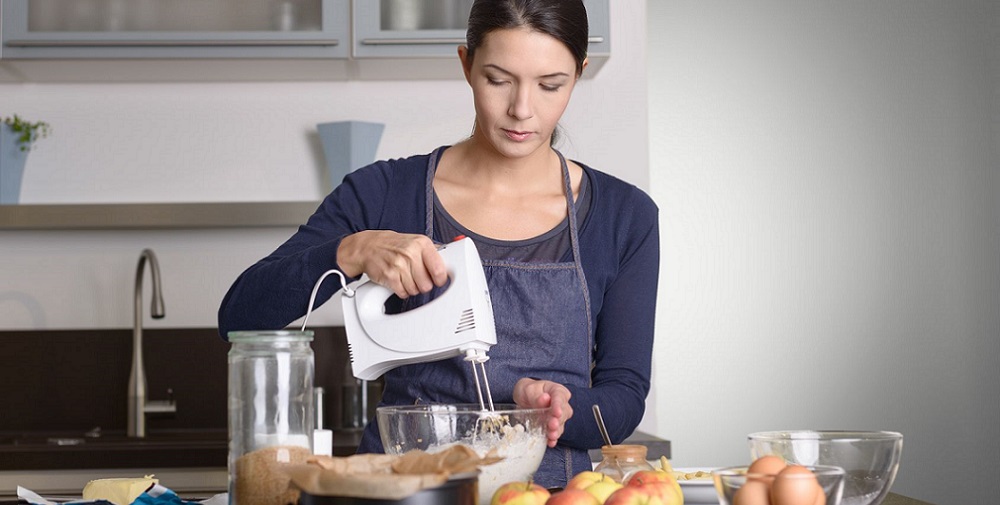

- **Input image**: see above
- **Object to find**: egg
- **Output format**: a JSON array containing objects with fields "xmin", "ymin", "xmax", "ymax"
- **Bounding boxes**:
[
  {"xmin": 812, "ymin": 482, "xmax": 826, "ymax": 505},
  {"xmin": 770, "ymin": 465, "xmax": 820, "ymax": 505},
  {"xmin": 733, "ymin": 479, "xmax": 771, "ymax": 505},
  {"xmin": 747, "ymin": 455, "xmax": 787, "ymax": 485}
]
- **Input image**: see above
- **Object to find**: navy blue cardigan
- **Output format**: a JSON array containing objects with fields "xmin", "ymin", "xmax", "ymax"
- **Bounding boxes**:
[{"xmin": 218, "ymin": 150, "xmax": 660, "ymax": 451}]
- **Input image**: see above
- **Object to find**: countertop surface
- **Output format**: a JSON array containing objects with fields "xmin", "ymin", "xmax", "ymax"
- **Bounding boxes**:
[
  {"xmin": 882, "ymin": 494, "xmax": 936, "ymax": 505},
  {"xmin": 0, "ymin": 492, "xmax": 937, "ymax": 505},
  {"xmin": 0, "ymin": 429, "xmax": 935, "ymax": 504}
]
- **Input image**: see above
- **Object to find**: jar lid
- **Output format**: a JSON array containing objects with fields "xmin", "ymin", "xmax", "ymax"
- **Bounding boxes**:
[
  {"xmin": 228, "ymin": 330, "xmax": 314, "ymax": 343},
  {"xmin": 600, "ymin": 444, "xmax": 649, "ymax": 458}
]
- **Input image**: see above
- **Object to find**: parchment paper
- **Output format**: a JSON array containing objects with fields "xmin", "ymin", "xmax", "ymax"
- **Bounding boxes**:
[{"xmin": 283, "ymin": 445, "xmax": 503, "ymax": 500}]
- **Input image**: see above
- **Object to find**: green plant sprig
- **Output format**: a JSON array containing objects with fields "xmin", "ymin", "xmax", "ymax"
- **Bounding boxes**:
[{"xmin": 3, "ymin": 114, "xmax": 51, "ymax": 152}]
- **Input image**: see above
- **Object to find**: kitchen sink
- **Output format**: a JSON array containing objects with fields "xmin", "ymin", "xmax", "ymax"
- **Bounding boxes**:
[{"xmin": 0, "ymin": 429, "xmax": 228, "ymax": 471}]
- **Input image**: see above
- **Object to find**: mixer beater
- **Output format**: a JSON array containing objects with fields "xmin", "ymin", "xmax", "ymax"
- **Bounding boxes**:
[{"xmin": 466, "ymin": 349, "xmax": 495, "ymax": 413}]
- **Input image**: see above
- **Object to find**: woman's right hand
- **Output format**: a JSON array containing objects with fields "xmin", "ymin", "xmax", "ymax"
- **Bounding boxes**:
[{"xmin": 336, "ymin": 230, "xmax": 449, "ymax": 298}]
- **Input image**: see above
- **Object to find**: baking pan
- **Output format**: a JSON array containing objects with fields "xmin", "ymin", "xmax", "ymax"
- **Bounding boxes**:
[{"xmin": 298, "ymin": 474, "xmax": 477, "ymax": 505}]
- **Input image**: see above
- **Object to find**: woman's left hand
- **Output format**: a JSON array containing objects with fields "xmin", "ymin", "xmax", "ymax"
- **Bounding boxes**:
[{"xmin": 513, "ymin": 378, "xmax": 573, "ymax": 448}]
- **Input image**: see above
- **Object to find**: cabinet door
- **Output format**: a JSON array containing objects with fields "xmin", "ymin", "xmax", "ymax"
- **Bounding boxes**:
[
  {"xmin": 353, "ymin": 0, "xmax": 610, "ymax": 61},
  {"xmin": 0, "ymin": 0, "xmax": 350, "ymax": 59}
]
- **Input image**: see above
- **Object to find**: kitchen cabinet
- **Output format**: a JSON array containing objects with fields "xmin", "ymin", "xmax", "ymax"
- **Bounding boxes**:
[
  {"xmin": 0, "ymin": 0, "xmax": 610, "ymax": 81},
  {"xmin": 353, "ymin": 0, "xmax": 610, "ymax": 75},
  {"xmin": 0, "ymin": 0, "xmax": 350, "ymax": 59}
]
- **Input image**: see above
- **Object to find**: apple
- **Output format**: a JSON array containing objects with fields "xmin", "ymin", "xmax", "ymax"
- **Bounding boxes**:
[
  {"xmin": 605, "ymin": 480, "xmax": 683, "ymax": 505},
  {"xmin": 626, "ymin": 470, "xmax": 671, "ymax": 486},
  {"xmin": 626, "ymin": 470, "xmax": 682, "ymax": 500},
  {"xmin": 566, "ymin": 471, "xmax": 614, "ymax": 491},
  {"xmin": 603, "ymin": 486, "xmax": 665, "ymax": 505},
  {"xmin": 583, "ymin": 480, "xmax": 624, "ymax": 503},
  {"xmin": 491, "ymin": 481, "xmax": 551, "ymax": 505},
  {"xmin": 635, "ymin": 481, "xmax": 683, "ymax": 505},
  {"xmin": 546, "ymin": 489, "xmax": 601, "ymax": 505}
]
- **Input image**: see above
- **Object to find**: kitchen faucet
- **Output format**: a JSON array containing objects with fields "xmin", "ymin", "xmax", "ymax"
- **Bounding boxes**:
[{"xmin": 128, "ymin": 248, "xmax": 176, "ymax": 438}]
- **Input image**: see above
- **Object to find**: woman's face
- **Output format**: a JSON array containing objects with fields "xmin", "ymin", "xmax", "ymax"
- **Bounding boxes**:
[{"xmin": 461, "ymin": 27, "xmax": 584, "ymax": 159}]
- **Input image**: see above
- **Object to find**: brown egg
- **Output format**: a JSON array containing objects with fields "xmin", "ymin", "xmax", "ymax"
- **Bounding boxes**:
[
  {"xmin": 747, "ymin": 455, "xmax": 787, "ymax": 485},
  {"xmin": 733, "ymin": 479, "xmax": 771, "ymax": 505},
  {"xmin": 812, "ymin": 481, "xmax": 826, "ymax": 505},
  {"xmin": 770, "ymin": 465, "xmax": 819, "ymax": 505}
]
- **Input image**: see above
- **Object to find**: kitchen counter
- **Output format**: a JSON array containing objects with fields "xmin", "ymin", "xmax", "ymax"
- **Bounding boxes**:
[
  {"xmin": 0, "ymin": 430, "xmax": 364, "ymax": 498},
  {"xmin": 883, "ymin": 494, "xmax": 937, "ymax": 505},
  {"xmin": 0, "ymin": 429, "xmax": 365, "ymax": 472},
  {"xmin": 1, "ymin": 425, "xmax": 666, "ymax": 471},
  {"xmin": 0, "ymin": 485, "xmax": 936, "ymax": 505},
  {"xmin": 0, "ymin": 468, "xmax": 227, "ymax": 501}
]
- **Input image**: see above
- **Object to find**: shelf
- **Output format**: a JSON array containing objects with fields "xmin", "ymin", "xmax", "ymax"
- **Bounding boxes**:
[{"xmin": 0, "ymin": 201, "xmax": 319, "ymax": 230}]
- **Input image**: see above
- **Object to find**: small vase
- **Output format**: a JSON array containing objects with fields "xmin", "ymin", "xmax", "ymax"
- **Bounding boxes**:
[
  {"xmin": 0, "ymin": 123, "xmax": 31, "ymax": 205},
  {"xmin": 316, "ymin": 121, "xmax": 385, "ymax": 189}
]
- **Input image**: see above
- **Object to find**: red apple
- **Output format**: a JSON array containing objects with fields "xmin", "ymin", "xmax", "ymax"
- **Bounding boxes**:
[
  {"xmin": 635, "ymin": 481, "xmax": 683, "ymax": 505},
  {"xmin": 604, "ymin": 486, "xmax": 664, "ymax": 505},
  {"xmin": 491, "ymin": 481, "xmax": 551, "ymax": 505},
  {"xmin": 626, "ymin": 470, "xmax": 682, "ymax": 500},
  {"xmin": 566, "ymin": 471, "xmax": 614, "ymax": 491},
  {"xmin": 605, "ymin": 480, "xmax": 684, "ymax": 505},
  {"xmin": 626, "ymin": 470, "xmax": 670, "ymax": 486},
  {"xmin": 545, "ymin": 489, "xmax": 601, "ymax": 505}
]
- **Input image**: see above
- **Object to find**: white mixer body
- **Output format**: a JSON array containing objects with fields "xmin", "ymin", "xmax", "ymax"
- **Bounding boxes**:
[{"xmin": 342, "ymin": 237, "xmax": 497, "ymax": 380}]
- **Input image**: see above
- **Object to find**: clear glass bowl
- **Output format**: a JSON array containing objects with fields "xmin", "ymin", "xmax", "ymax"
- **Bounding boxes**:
[
  {"xmin": 748, "ymin": 431, "xmax": 903, "ymax": 505},
  {"xmin": 377, "ymin": 403, "xmax": 549, "ymax": 505},
  {"xmin": 713, "ymin": 464, "xmax": 846, "ymax": 505}
]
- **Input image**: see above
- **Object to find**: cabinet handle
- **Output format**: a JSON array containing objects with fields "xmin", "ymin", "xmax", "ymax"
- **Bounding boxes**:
[
  {"xmin": 360, "ymin": 38, "xmax": 465, "ymax": 46},
  {"xmin": 361, "ymin": 36, "xmax": 604, "ymax": 46},
  {"xmin": 5, "ymin": 39, "xmax": 340, "ymax": 47}
]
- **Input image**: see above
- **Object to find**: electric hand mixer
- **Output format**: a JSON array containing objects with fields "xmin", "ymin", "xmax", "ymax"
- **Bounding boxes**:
[{"xmin": 304, "ymin": 237, "xmax": 499, "ymax": 412}]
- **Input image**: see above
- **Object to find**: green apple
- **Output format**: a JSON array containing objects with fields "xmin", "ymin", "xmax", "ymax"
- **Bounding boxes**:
[
  {"xmin": 566, "ymin": 471, "xmax": 614, "ymax": 491},
  {"xmin": 584, "ymin": 480, "xmax": 624, "ymax": 503}
]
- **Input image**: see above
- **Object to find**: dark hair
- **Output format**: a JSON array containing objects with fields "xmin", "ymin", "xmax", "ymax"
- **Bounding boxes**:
[{"xmin": 466, "ymin": 0, "xmax": 589, "ymax": 77}]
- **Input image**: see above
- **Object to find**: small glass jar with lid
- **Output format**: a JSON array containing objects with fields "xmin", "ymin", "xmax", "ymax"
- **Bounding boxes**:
[
  {"xmin": 594, "ymin": 444, "xmax": 656, "ymax": 483},
  {"xmin": 228, "ymin": 330, "xmax": 315, "ymax": 505}
]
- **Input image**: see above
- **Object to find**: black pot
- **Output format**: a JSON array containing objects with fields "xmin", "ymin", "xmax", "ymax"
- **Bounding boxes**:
[{"xmin": 298, "ymin": 474, "xmax": 478, "ymax": 505}]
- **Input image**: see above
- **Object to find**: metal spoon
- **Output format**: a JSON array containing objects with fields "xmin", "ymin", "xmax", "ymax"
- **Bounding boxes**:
[{"xmin": 592, "ymin": 404, "xmax": 613, "ymax": 447}]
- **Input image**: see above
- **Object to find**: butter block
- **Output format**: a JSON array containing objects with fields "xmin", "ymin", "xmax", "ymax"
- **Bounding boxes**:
[{"xmin": 82, "ymin": 475, "xmax": 158, "ymax": 505}]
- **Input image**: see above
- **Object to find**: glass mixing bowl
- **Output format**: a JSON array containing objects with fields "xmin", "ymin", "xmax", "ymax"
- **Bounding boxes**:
[
  {"xmin": 748, "ymin": 430, "xmax": 903, "ymax": 505},
  {"xmin": 713, "ymin": 464, "xmax": 846, "ymax": 505},
  {"xmin": 377, "ymin": 404, "xmax": 549, "ymax": 505}
]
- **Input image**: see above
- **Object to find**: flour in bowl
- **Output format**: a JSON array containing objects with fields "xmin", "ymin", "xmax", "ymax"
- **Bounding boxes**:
[{"xmin": 433, "ymin": 418, "xmax": 547, "ymax": 505}]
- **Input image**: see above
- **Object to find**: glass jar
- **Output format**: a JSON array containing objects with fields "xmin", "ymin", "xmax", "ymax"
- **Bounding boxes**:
[
  {"xmin": 228, "ymin": 331, "xmax": 314, "ymax": 505},
  {"xmin": 594, "ymin": 444, "xmax": 656, "ymax": 483}
]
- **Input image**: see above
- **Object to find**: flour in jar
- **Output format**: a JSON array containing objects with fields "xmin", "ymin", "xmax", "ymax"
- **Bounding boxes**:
[{"xmin": 431, "ymin": 418, "xmax": 547, "ymax": 505}]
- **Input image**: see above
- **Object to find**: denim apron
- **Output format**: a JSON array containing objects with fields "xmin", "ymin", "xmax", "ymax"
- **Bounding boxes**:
[{"xmin": 358, "ymin": 147, "xmax": 594, "ymax": 488}]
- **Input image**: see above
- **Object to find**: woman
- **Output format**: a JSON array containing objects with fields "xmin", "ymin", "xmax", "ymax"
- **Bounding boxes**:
[{"xmin": 218, "ymin": 0, "xmax": 659, "ymax": 488}]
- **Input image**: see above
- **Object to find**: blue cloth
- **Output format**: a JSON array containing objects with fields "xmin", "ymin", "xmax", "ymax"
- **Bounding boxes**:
[
  {"xmin": 133, "ymin": 485, "xmax": 201, "ymax": 505},
  {"xmin": 218, "ymin": 146, "xmax": 660, "ymax": 461}
]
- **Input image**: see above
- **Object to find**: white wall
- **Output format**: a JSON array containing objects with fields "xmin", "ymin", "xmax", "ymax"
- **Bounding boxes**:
[
  {"xmin": 646, "ymin": 2, "xmax": 999, "ymax": 504},
  {"xmin": 0, "ymin": 3, "xmax": 648, "ymax": 330}
]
